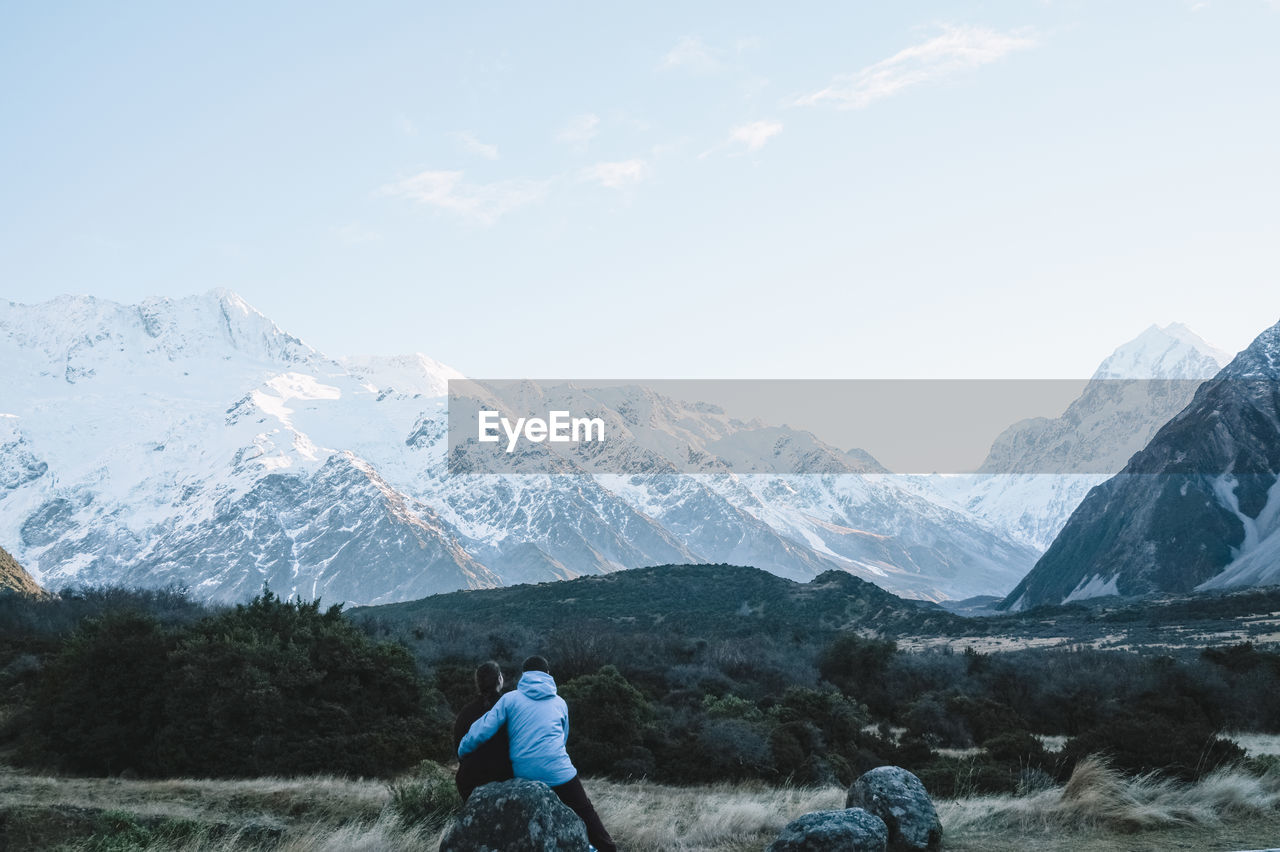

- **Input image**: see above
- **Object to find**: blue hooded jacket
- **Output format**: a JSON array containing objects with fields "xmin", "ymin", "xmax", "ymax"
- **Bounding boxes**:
[{"xmin": 458, "ymin": 670, "xmax": 577, "ymax": 786}]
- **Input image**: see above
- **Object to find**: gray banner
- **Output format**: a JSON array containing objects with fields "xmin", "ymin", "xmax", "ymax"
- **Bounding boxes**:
[{"xmin": 446, "ymin": 378, "xmax": 1225, "ymax": 475}]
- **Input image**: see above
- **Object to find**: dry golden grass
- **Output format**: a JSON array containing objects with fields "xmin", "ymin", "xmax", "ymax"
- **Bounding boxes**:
[
  {"xmin": 127, "ymin": 813, "xmax": 444, "ymax": 852},
  {"xmin": 941, "ymin": 756, "xmax": 1280, "ymax": 851},
  {"xmin": 4, "ymin": 757, "xmax": 1280, "ymax": 851},
  {"xmin": 0, "ymin": 763, "xmax": 386, "ymax": 826},
  {"xmin": 589, "ymin": 779, "xmax": 844, "ymax": 851},
  {"xmin": 0, "ymin": 764, "xmax": 839, "ymax": 852}
]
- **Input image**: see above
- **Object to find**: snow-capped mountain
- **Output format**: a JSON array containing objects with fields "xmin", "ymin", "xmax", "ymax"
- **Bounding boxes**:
[
  {"xmin": 425, "ymin": 381, "xmax": 1039, "ymax": 599},
  {"xmin": 0, "ymin": 291, "xmax": 493, "ymax": 604},
  {"xmin": 928, "ymin": 324, "xmax": 1230, "ymax": 551},
  {"xmin": 0, "ymin": 290, "xmax": 1046, "ymax": 603},
  {"xmin": 340, "ymin": 353, "xmax": 463, "ymax": 398},
  {"xmin": 1001, "ymin": 318, "xmax": 1280, "ymax": 610}
]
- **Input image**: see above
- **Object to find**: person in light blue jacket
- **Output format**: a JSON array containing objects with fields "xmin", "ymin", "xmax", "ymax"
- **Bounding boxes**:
[{"xmin": 459, "ymin": 656, "xmax": 617, "ymax": 852}]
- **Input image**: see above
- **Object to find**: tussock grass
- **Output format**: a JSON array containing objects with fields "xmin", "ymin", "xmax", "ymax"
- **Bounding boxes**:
[
  {"xmin": 941, "ymin": 756, "xmax": 1280, "ymax": 835},
  {"xmin": 5, "ymin": 758, "xmax": 1280, "ymax": 851},
  {"xmin": 0, "ymin": 764, "xmax": 386, "ymax": 825},
  {"xmin": 124, "ymin": 813, "xmax": 445, "ymax": 852},
  {"xmin": 589, "ymin": 779, "xmax": 844, "ymax": 851}
]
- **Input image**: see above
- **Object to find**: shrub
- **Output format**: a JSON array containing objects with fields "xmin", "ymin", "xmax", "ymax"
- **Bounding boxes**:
[
  {"xmin": 1061, "ymin": 713, "xmax": 1245, "ymax": 781},
  {"xmin": 22, "ymin": 587, "xmax": 451, "ymax": 779},
  {"xmin": 818, "ymin": 633, "xmax": 896, "ymax": 716},
  {"xmin": 904, "ymin": 692, "xmax": 969, "ymax": 747},
  {"xmin": 83, "ymin": 810, "xmax": 206, "ymax": 852},
  {"xmin": 560, "ymin": 665, "xmax": 655, "ymax": 778},
  {"xmin": 387, "ymin": 760, "xmax": 462, "ymax": 831},
  {"xmin": 914, "ymin": 755, "xmax": 1018, "ymax": 797},
  {"xmin": 155, "ymin": 588, "xmax": 448, "ymax": 777},
  {"xmin": 692, "ymin": 718, "xmax": 773, "ymax": 780},
  {"xmin": 29, "ymin": 611, "xmax": 172, "ymax": 775},
  {"xmin": 949, "ymin": 695, "xmax": 1030, "ymax": 745},
  {"xmin": 983, "ymin": 730, "xmax": 1048, "ymax": 765}
]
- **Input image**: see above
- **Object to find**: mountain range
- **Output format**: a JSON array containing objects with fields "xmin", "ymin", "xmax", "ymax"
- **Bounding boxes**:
[
  {"xmin": 1002, "ymin": 318, "xmax": 1280, "ymax": 610},
  {"xmin": 0, "ymin": 290, "xmax": 1257, "ymax": 606},
  {"xmin": 929, "ymin": 323, "xmax": 1230, "ymax": 553}
]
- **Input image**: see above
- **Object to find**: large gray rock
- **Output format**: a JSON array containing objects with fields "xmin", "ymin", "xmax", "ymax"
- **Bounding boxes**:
[
  {"xmin": 439, "ymin": 779, "xmax": 588, "ymax": 852},
  {"xmin": 767, "ymin": 808, "xmax": 888, "ymax": 852},
  {"xmin": 845, "ymin": 766, "xmax": 941, "ymax": 852}
]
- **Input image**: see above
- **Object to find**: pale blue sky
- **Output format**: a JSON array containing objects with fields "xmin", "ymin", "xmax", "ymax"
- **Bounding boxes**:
[{"xmin": 2, "ymin": 1, "xmax": 1278, "ymax": 378}]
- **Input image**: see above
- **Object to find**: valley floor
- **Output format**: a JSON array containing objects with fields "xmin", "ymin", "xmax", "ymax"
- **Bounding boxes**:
[{"xmin": 2, "ymin": 759, "xmax": 1279, "ymax": 851}]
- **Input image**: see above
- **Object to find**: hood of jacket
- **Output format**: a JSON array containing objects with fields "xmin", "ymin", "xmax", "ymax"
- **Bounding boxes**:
[{"xmin": 517, "ymin": 670, "xmax": 558, "ymax": 700}]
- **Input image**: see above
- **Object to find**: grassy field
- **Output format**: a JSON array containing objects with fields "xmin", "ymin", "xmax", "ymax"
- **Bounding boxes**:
[{"xmin": 2, "ymin": 757, "xmax": 1279, "ymax": 851}]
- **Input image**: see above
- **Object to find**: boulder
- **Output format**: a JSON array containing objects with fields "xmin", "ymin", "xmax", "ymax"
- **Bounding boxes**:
[
  {"xmin": 766, "ymin": 808, "xmax": 888, "ymax": 852},
  {"xmin": 439, "ymin": 779, "xmax": 588, "ymax": 852},
  {"xmin": 845, "ymin": 766, "xmax": 941, "ymax": 852}
]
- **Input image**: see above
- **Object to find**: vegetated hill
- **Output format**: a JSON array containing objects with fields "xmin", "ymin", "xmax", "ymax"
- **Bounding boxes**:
[
  {"xmin": 351, "ymin": 561, "xmax": 1280, "ymax": 655},
  {"xmin": 0, "ymin": 544, "xmax": 43, "ymax": 597},
  {"xmin": 1002, "ymin": 317, "xmax": 1280, "ymax": 610},
  {"xmin": 350, "ymin": 563, "xmax": 966, "ymax": 639}
]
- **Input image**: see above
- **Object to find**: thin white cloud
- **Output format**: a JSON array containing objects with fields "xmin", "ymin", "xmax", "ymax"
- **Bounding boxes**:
[
  {"xmin": 699, "ymin": 120, "xmax": 783, "ymax": 159},
  {"xmin": 555, "ymin": 113, "xmax": 600, "ymax": 149},
  {"xmin": 381, "ymin": 170, "xmax": 548, "ymax": 225},
  {"xmin": 580, "ymin": 159, "xmax": 649, "ymax": 189},
  {"xmin": 453, "ymin": 132, "xmax": 499, "ymax": 160},
  {"xmin": 795, "ymin": 25, "xmax": 1037, "ymax": 110},
  {"xmin": 729, "ymin": 120, "xmax": 783, "ymax": 151},
  {"xmin": 659, "ymin": 35, "xmax": 723, "ymax": 72}
]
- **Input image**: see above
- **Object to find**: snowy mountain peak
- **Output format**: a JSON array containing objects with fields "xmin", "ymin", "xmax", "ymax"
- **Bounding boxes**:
[
  {"xmin": 1003, "ymin": 316, "xmax": 1280, "ymax": 609},
  {"xmin": 340, "ymin": 353, "xmax": 464, "ymax": 397},
  {"xmin": 1219, "ymin": 317, "xmax": 1280, "ymax": 380},
  {"xmin": 0, "ymin": 290, "xmax": 324, "ymax": 388},
  {"xmin": 1091, "ymin": 323, "xmax": 1230, "ymax": 381}
]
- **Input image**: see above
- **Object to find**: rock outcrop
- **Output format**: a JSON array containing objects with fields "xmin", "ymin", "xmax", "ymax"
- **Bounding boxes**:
[
  {"xmin": 845, "ymin": 766, "xmax": 941, "ymax": 852},
  {"xmin": 0, "ymin": 545, "xmax": 43, "ymax": 597},
  {"xmin": 439, "ymin": 779, "xmax": 588, "ymax": 852},
  {"xmin": 767, "ymin": 808, "xmax": 888, "ymax": 851}
]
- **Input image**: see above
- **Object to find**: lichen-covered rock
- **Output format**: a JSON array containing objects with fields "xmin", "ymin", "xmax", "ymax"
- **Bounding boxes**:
[
  {"xmin": 439, "ymin": 778, "xmax": 588, "ymax": 852},
  {"xmin": 845, "ymin": 766, "xmax": 941, "ymax": 851},
  {"xmin": 766, "ymin": 808, "xmax": 888, "ymax": 852}
]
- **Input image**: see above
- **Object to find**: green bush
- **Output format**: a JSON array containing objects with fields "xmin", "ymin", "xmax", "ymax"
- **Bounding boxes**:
[
  {"xmin": 30, "ymin": 611, "xmax": 172, "ymax": 775},
  {"xmin": 914, "ymin": 755, "xmax": 1018, "ymax": 797},
  {"xmin": 23, "ymin": 587, "xmax": 451, "ymax": 779},
  {"xmin": 982, "ymin": 730, "xmax": 1047, "ymax": 764},
  {"xmin": 387, "ymin": 760, "xmax": 462, "ymax": 831},
  {"xmin": 949, "ymin": 695, "xmax": 1030, "ymax": 745},
  {"xmin": 560, "ymin": 665, "xmax": 655, "ymax": 778},
  {"xmin": 156, "ymin": 588, "xmax": 449, "ymax": 777},
  {"xmin": 83, "ymin": 810, "xmax": 206, "ymax": 852},
  {"xmin": 818, "ymin": 634, "xmax": 896, "ymax": 716},
  {"xmin": 1061, "ymin": 713, "xmax": 1245, "ymax": 781}
]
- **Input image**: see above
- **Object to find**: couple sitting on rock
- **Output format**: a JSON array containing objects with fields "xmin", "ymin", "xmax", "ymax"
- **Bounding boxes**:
[{"xmin": 453, "ymin": 656, "xmax": 617, "ymax": 852}]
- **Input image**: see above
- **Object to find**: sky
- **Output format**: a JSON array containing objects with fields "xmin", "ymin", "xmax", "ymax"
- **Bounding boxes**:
[{"xmin": 2, "ymin": 1, "xmax": 1279, "ymax": 379}]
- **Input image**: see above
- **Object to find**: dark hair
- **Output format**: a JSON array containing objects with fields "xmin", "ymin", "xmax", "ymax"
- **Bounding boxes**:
[
  {"xmin": 475, "ymin": 661, "xmax": 503, "ymax": 702},
  {"xmin": 522, "ymin": 655, "xmax": 550, "ymax": 674}
]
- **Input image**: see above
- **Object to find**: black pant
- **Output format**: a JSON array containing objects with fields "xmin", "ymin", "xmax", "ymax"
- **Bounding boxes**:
[{"xmin": 552, "ymin": 774, "xmax": 617, "ymax": 852}]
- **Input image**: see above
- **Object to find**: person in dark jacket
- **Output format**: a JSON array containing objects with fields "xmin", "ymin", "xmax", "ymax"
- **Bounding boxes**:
[
  {"xmin": 452, "ymin": 660, "xmax": 514, "ymax": 800},
  {"xmin": 460, "ymin": 656, "xmax": 617, "ymax": 852}
]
